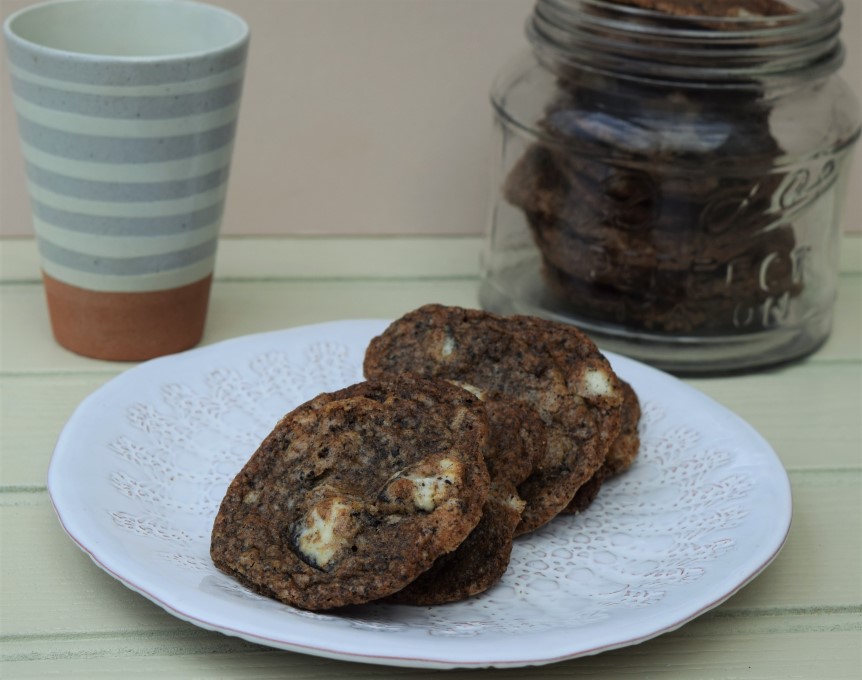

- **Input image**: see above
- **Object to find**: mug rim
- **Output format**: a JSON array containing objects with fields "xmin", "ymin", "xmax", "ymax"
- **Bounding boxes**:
[{"xmin": 3, "ymin": 0, "xmax": 250, "ymax": 63}]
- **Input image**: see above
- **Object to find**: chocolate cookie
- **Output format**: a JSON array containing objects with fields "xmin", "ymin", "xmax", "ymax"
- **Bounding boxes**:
[
  {"xmin": 363, "ymin": 304, "xmax": 623, "ymax": 535},
  {"xmin": 384, "ymin": 495, "xmax": 522, "ymax": 605},
  {"xmin": 533, "ymin": 223, "xmax": 800, "ymax": 300},
  {"xmin": 507, "ymin": 143, "xmax": 785, "ymax": 244},
  {"xmin": 386, "ymin": 398, "xmax": 544, "ymax": 605},
  {"xmin": 505, "ymin": 130, "xmax": 802, "ymax": 334},
  {"xmin": 565, "ymin": 379, "xmax": 641, "ymax": 513},
  {"xmin": 489, "ymin": 314, "xmax": 625, "ymax": 518},
  {"xmin": 483, "ymin": 398, "xmax": 547, "ymax": 492},
  {"xmin": 488, "ymin": 313, "xmax": 624, "ymax": 472},
  {"xmin": 603, "ymin": 379, "xmax": 642, "ymax": 477},
  {"xmin": 541, "ymin": 259, "xmax": 796, "ymax": 334},
  {"xmin": 502, "ymin": 0, "xmax": 801, "ymax": 337},
  {"xmin": 210, "ymin": 375, "xmax": 490, "ymax": 611},
  {"xmin": 608, "ymin": 0, "xmax": 796, "ymax": 21}
]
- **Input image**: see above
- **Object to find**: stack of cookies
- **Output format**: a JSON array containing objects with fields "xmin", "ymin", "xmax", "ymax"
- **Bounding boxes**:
[
  {"xmin": 503, "ymin": 0, "xmax": 802, "ymax": 334},
  {"xmin": 211, "ymin": 305, "xmax": 640, "ymax": 610}
]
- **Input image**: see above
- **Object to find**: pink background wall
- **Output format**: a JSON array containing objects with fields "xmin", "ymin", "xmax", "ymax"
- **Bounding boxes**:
[{"xmin": 2, "ymin": 0, "xmax": 860, "ymax": 238}]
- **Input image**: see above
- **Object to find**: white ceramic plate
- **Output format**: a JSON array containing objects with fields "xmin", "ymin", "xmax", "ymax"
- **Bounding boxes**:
[{"xmin": 48, "ymin": 319, "xmax": 792, "ymax": 669}]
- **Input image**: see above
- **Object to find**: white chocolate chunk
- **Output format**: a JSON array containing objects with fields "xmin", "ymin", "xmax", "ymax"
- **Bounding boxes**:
[
  {"xmin": 579, "ymin": 368, "xmax": 615, "ymax": 399},
  {"xmin": 504, "ymin": 493, "xmax": 526, "ymax": 514},
  {"xmin": 441, "ymin": 334, "xmax": 456, "ymax": 357},
  {"xmin": 406, "ymin": 458, "xmax": 460, "ymax": 512},
  {"xmin": 296, "ymin": 498, "xmax": 354, "ymax": 568},
  {"xmin": 447, "ymin": 380, "xmax": 486, "ymax": 400}
]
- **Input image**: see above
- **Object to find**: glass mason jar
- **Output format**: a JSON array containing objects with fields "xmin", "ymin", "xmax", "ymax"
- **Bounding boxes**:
[{"xmin": 480, "ymin": 0, "xmax": 860, "ymax": 374}]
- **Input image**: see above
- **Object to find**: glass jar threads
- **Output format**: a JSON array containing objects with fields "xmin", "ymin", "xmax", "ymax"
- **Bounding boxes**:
[{"xmin": 480, "ymin": 0, "xmax": 860, "ymax": 374}]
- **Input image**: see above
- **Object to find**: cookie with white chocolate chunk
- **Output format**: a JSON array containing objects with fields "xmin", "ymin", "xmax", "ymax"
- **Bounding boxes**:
[
  {"xmin": 363, "ymin": 304, "xmax": 624, "ymax": 535},
  {"xmin": 385, "ymin": 397, "xmax": 546, "ymax": 605},
  {"xmin": 496, "ymin": 315, "xmax": 639, "ymax": 514},
  {"xmin": 210, "ymin": 375, "xmax": 490, "ymax": 611},
  {"xmin": 565, "ymin": 379, "xmax": 641, "ymax": 514}
]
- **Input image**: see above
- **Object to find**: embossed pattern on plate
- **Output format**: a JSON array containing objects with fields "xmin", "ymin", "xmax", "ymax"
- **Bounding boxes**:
[{"xmin": 48, "ymin": 320, "xmax": 792, "ymax": 669}]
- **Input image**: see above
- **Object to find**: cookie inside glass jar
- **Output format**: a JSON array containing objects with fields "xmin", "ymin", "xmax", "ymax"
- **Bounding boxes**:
[
  {"xmin": 506, "ymin": 1, "xmax": 803, "ymax": 336},
  {"xmin": 481, "ymin": 0, "xmax": 860, "ymax": 372}
]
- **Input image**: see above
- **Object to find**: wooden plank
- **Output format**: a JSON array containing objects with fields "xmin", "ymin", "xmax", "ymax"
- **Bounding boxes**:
[
  {"xmin": 2, "ymin": 620, "xmax": 859, "ymax": 678},
  {"xmin": 0, "ymin": 238, "xmax": 39, "ymax": 282},
  {"xmin": 0, "ymin": 374, "xmax": 115, "ymax": 487},
  {"xmin": 0, "ymin": 279, "xmax": 481, "ymax": 375},
  {"xmin": 0, "ymin": 285, "xmax": 73, "ymax": 371},
  {"xmin": 817, "ymin": 278, "xmax": 862, "ymax": 361},
  {"xmin": 2, "ymin": 237, "xmax": 859, "ymax": 373},
  {"xmin": 2, "ymin": 234, "xmax": 860, "ymax": 283},
  {"xmin": 841, "ymin": 232, "xmax": 862, "ymax": 274},
  {"xmin": 685, "ymin": 364, "xmax": 862, "ymax": 471},
  {"xmin": 2, "ymin": 277, "xmax": 860, "ymax": 378},
  {"xmin": 3, "ymin": 361, "xmax": 858, "ymax": 488},
  {"xmin": 0, "ymin": 493, "xmax": 191, "ymax": 638},
  {"xmin": 720, "ymin": 469, "xmax": 861, "ymax": 611},
  {"xmin": 1, "ymin": 471, "xmax": 857, "ymax": 639}
]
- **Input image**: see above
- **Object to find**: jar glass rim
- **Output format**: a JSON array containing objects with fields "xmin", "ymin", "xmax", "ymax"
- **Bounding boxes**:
[
  {"xmin": 527, "ymin": 0, "xmax": 847, "ymax": 87},
  {"xmin": 546, "ymin": 0, "xmax": 843, "ymax": 39}
]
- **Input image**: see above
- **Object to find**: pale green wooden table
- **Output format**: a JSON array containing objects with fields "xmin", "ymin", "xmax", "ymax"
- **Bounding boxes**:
[{"xmin": 1, "ymin": 235, "xmax": 860, "ymax": 678}]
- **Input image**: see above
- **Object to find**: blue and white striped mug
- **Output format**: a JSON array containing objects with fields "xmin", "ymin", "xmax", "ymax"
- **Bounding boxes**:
[{"xmin": 3, "ymin": 0, "xmax": 248, "ymax": 360}]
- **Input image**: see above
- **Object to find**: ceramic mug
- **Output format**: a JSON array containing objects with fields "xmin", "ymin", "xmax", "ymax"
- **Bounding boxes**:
[{"xmin": 3, "ymin": 0, "xmax": 249, "ymax": 360}]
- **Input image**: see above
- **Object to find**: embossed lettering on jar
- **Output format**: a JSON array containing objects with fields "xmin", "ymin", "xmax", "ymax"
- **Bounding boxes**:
[{"xmin": 481, "ymin": 0, "xmax": 860, "ymax": 373}]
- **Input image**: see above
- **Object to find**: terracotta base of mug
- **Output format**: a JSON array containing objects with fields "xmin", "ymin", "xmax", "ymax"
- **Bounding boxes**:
[{"xmin": 43, "ymin": 273, "xmax": 213, "ymax": 361}]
